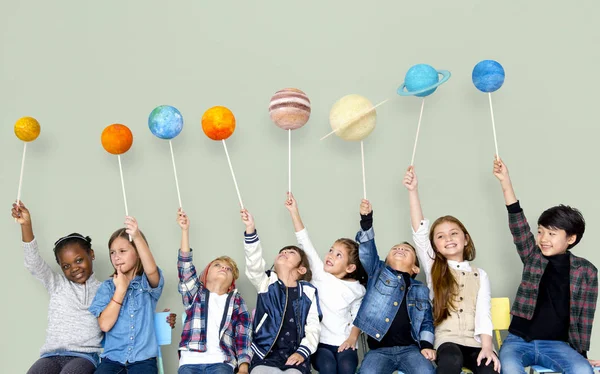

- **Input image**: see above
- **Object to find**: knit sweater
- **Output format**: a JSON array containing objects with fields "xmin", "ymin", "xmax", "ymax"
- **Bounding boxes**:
[{"xmin": 23, "ymin": 239, "xmax": 103, "ymax": 356}]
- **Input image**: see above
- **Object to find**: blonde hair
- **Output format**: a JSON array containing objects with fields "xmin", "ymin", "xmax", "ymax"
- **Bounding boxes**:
[
  {"xmin": 201, "ymin": 256, "xmax": 240, "ymax": 293},
  {"xmin": 108, "ymin": 228, "xmax": 148, "ymax": 277}
]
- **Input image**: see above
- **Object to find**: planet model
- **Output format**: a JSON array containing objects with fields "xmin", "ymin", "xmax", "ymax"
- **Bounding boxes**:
[
  {"xmin": 148, "ymin": 105, "xmax": 183, "ymax": 139},
  {"xmin": 472, "ymin": 60, "xmax": 505, "ymax": 93},
  {"xmin": 202, "ymin": 106, "xmax": 236, "ymax": 141},
  {"xmin": 14, "ymin": 116, "xmax": 41, "ymax": 142},
  {"xmin": 101, "ymin": 124, "xmax": 133, "ymax": 155},
  {"xmin": 269, "ymin": 88, "xmax": 311, "ymax": 130},
  {"xmin": 329, "ymin": 94, "xmax": 377, "ymax": 141},
  {"xmin": 397, "ymin": 64, "xmax": 451, "ymax": 97}
]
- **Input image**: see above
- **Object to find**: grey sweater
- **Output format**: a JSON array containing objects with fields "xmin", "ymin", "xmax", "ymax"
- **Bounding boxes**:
[{"xmin": 24, "ymin": 239, "xmax": 103, "ymax": 356}]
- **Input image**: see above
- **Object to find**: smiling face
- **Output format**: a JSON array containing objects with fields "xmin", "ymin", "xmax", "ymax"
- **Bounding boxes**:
[
  {"xmin": 385, "ymin": 243, "xmax": 420, "ymax": 275},
  {"xmin": 432, "ymin": 221, "xmax": 469, "ymax": 262},
  {"xmin": 323, "ymin": 242, "xmax": 356, "ymax": 278},
  {"xmin": 57, "ymin": 243, "xmax": 94, "ymax": 284},
  {"xmin": 536, "ymin": 225, "xmax": 576, "ymax": 256},
  {"xmin": 109, "ymin": 237, "xmax": 140, "ymax": 276}
]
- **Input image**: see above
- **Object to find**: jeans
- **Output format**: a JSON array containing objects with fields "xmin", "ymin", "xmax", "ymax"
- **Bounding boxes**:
[
  {"xmin": 312, "ymin": 343, "xmax": 358, "ymax": 374},
  {"xmin": 94, "ymin": 357, "xmax": 157, "ymax": 374},
  {"xmin": 358, "ymin": 345, "xmax": 435, "ymax": 374},
  {"xmin": 499, "ymin": 333, "xmax": 593, "ymax": 374},
  {"xmin": 178, "ymin": 363, "xmax": 234, "ymax": 374}
]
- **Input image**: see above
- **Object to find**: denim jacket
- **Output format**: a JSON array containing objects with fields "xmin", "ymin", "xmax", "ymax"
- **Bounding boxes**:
[{"xmin": 353, "ymin": 227, "xmax": 434, "ymax": 347}]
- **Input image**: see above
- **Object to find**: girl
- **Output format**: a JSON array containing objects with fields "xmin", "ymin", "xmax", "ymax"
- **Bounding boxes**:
[
  {"xmin": 89, "ymin": 216, "xmax": 164, "ymax": 374},
  {"xmin": 403, "ymin": 166, "xmax": 500, "ymax": 374},
  {"xmin": 240, "ymin": 208, "xmax": 322, "ymax": 374},
  {"xmin": 11, "ymin": 201, "xmax": 103, "ymax": 374},
  {"xmin": 284, "ymin": 192, "xmax": 367, "ymax": 374},
  {"xmin": 176, "ymin": 209, "xmax": 252, "ymax": 374}
]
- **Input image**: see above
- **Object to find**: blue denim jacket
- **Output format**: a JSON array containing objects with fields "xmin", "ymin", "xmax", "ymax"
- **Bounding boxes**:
[
  {"xmin": 353, "ymin": 227, "xmax": 434, "ymax": 347},
  {"xmin": 89, "ymin": 269, "xmax": 164, "ymax": 364}
]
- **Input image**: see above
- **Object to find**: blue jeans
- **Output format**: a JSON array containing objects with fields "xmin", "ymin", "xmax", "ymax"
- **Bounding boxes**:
[
  {"xmin": 499, "ymin": 333, "xmax": 593, "ymax": 374},
  {"xmin": 312, "ymin": 343, "xmax": 358, "ymax": 374},
  {"xmin": 178, "ymin": 363, "xmax": 233, "ymax": 374},
  {"xmin": 358, "ymin": 345, "xmax": 435, "ymax": 374},
  {"xmin": 95, "ymin": 357, "xmax": 157, "ymax": 374}
]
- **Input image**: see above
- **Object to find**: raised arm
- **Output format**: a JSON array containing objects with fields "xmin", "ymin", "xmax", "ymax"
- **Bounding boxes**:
[
  {"xmin": 285, "ymin": 192, "xmax": 325, "ymax": 279},
  {"xmin": 176, "ymin": 209, "xmax": 202, "ymax": 307},
  {"xmin": 12, "ymin": 202, "xmax": 62, "ymax": 293},
  {"xmin": 241, "ymin": 209, "xmax": 270, "ymax": 291},
  {"xmin": 403, "ymin": 167, "xmax": 434, "ymax": 298},
  {"xmin": 125, "ymin": 216, "xmax": 160, "ymax": 288},
  {"xmin": 355, "ymin": 199, "xmax": 381, "ymax": 276},
  {"xmin": 493, "ymin": 157, "xmax": 517, "ymax": 206}
]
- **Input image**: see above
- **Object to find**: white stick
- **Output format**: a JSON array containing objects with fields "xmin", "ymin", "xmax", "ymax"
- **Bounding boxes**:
[
  {"xmin": 488, "ymin": 93, "xmax": 499, "ymax": 160},
  {"xmin": 410, "ymin": 98, "xmax": 426, "ymax": 166},
  {"xmin": 169, "ymin": 140, "xmax": 182, "ymax": 208},
  {"xmin": 288, "ymin": 129, "xmax": 291, "ymax": 194},
  {"xmin": 361, "ymin": 141, "xmax": 366, "ymax": 199},
  {"xmin": 118, "ymin": 155, "xmax": 132, "ymax": 241},
  {"xmin": 320, "ymin": 98, "xmax": 390, "ymax": 141},
  {"xmin": 222, "ymin": 140, "xmax": 244, "ymax": 209},
  {"xmin": 16, "ymin": 142, "xmax": 27, "ymax": 205}
]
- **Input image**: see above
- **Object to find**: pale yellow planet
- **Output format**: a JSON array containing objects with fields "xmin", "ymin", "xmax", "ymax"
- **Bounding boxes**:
[{"xmin": 329, "ymin": 94, "xmax": 376, "ymax": 141}]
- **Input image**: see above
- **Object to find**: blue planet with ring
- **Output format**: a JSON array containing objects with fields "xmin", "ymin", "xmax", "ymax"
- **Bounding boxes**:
[
  {"xmin": 397, "ymin": 64, "xmax": 451, "ymax": 97},
  {"xmin": 148, "ymin": 105, "xmax": 183, "ymax": 139},
  {"xmin": 472, "ymin": 60, "xmax": 505, "ymax": 93}
]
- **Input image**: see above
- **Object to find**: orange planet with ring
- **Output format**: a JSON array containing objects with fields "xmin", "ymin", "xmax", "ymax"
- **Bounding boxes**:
[
  {"xmin": 202, "ymin": 106, "xmax": 236, "ymax": 141},
  {"xmin": 14, "ymin": 116, "xmax": 41, "ymax": 142},
  {"xmin": 101, "ymin": 124, "xmax": 133, "ymax": 155}
]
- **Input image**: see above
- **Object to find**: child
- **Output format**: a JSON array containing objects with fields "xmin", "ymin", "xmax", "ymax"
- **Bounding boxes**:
[
  {"xmin": 403, "ymin": 167, "xmax": 499, "ymax": 374},
  {"xmin": 241, "ymin": 208, "xmax": 322, "ymax": 374},
  {"xmin": 176, "ymin": 209, "xmax": 252, "ymax": 374},
  {"xmin": 353, "ymin": 199, "xmax": 436, "ymax": 374},
  {"xmin": 284, "ymin": 192, "xmax": 367, "ymax": 374},
  {"xmin": 12, "ymin": 202, "xmax": 103, "ymax": 374},
  {"xmin": 493, "ymin": 157, "xmax": 597, "ymax": 374},
  {"xmin": 89, "ymin": 216, "xmax": 164, "ymax": 374}
]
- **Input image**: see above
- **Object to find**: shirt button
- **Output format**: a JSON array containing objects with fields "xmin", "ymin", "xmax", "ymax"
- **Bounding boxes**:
[
  {"xmin": 462, "ymin": 272, "xmax": 466, "ymax": 275},
  {"xmin": 461, "ymin": 284, "xmax": 464, "ymax": 288},
  {"xmin": 131, "ymin": 326, "xmax": 134, "ymax": 329},
  {"xmin": 385, "ymin": 318, "xmax": 390, "ymax": 322},
  {"xmin": 130, "ymin": 336, "xmax": 133, "ymax": 340},
  {"xmin": 130, "ymin": 314, "xmax": 134, "ymax": 318},
  {"xmin": 459, "ymin": 309, "xmax": 463, "ymax": 313},
  {"xmin": 459, "ymin": 297, "xmax": 463, "ymax": 301},
  {"xmin": 386, "ymin": 280, "xmax": 390, "ymax": 284},
  {"xmin": 475, "ymin": 273, "xmax": 478, "ymax": 277},
  {"xmin": 394, "ymin": 302, "xmax": 399, "ymax": 306},
  {"xmin": 376, "ymin": 333, "xmax": 380, "ymax": 338},
  {"xmin": 397, "ymin": 275, "xmax": 401, "ymax": 279},
  {"xmin": 400, "ymin": 286, "xmax": 404, "ymax": 291},
  {"xmin": 457, "ymin": 264, "xmax": 460, "ymax": 268}
]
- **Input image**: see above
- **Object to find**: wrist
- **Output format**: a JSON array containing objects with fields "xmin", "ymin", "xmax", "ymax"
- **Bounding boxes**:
[{"xmin": 114, "ymin": 288, "xmax": 127, "ymax": 299}]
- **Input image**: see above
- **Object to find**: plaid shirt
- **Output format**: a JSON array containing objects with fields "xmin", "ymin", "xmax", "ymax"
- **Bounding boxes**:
[
  {"xmin": 178, "ymin": 250, "xmax": 252, "ymax": 368},
  {"xmin": 508, "ymin": 205, "xmax": 598, "ymax": 353}
]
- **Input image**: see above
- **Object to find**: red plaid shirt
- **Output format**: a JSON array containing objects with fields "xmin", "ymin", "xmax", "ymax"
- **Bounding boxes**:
[{"xmin": 508, "ymin": 205, "xmax": 598, "ymax": 353}]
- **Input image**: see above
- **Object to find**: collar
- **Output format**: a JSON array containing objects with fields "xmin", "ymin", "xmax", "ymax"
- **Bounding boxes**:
[{"xmin": 448, "ymin": 260, "xmax": 472, "ymax": 271}]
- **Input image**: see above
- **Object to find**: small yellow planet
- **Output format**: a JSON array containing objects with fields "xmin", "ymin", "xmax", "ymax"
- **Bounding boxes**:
[
  {"xmin": 14, "ymin": 117, "xmax": 41, "ymax": 142},
  {"xmin": 329, "ymin": 95, "xmax": 377, "ymax": 141}
]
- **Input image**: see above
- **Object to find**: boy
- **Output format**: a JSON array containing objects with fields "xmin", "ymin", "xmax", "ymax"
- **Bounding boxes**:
[
  {"xmin": 493, "ymin": 158, "xmax": 597, "ymax": 374},
  {"xmin": 353, "ymin": 199, "xmax": 436, "ymax": 374},
  {"xmin": 177, "ymin": 209, "xmax": 252, "ymax": 374}
]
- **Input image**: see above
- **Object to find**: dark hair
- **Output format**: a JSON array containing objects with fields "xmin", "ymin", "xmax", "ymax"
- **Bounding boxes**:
[
  {"xmin": 386, "ymin": 241, "xmax": 420, "ymax": 279},
  {"xmin": 335, "ymin": 238, "xmax": 368, "ymax": 286},
  {"xmin": 278, "ymin": 245, "xmax": 312, "ymax": 282},
  {"xmin": 108, "ymin": 228, "xmax": 148, "ymax": 276},
  {"xmin": 53, "ymin": 233, "xmax": 93, "ymax": 264},
  {"xmin": 429, "ymin": 215, "xmax": 475, "ymax": 326},
  {"xmin": 538, "ymin": 205, "xmax": 585, "ymax": 249}
]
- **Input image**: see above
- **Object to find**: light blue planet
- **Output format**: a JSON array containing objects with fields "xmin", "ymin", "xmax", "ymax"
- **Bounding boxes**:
[
  {"xmin": 148, "ymin": 105, "xmax": 183, "ymax": 139},
  {"xmin": 397, "ymin": 64, "xmax": 451, "ymax": 98},
  {"xmin": 472, "ymin": 60, "xmax": 505, "ymax": 93}
]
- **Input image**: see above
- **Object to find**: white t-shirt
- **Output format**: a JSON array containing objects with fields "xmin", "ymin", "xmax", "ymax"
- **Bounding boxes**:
[
  {"xmin": 179, "ymin": 292, "xmax": 230, "ymax": 367},
  {"xmin": 296, "ymin": 228, "xmax": 366, "ymax": 346}
]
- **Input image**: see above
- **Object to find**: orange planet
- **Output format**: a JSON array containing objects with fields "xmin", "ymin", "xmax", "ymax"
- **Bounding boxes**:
[
  {"xmin": 202, "ymin": 106, "xmax": 236, "ymax": 141},
  {"xmin": 101, "ymin": 124, "xmax": 133, "ymax": 155},
  {"xmin": 14, "ymin": 117, "xmax": 41, "ymax": 142}
]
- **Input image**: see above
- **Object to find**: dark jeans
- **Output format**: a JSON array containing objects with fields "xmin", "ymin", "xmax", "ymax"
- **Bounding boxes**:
[
  {"xmin": 94, "ymin": 357, "xmax": 157, "ymax": 374},
  {"xmin": 312, "ymin": 343, "xmax": 358, "ymax": 374},
  {"xmin": 436, "ymin": 342, "xmax": 497, "ymax": 374},
  {"xmin": 28, "ymin": 356, "xmax": 96, "ymax": 374}
]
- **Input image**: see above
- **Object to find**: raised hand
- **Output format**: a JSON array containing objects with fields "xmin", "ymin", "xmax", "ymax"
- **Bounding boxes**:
[
  {"xmin": 492, "ymin": 156, "xmax": 510, "ymax": 183},
  {"xmin": 284, "ymin": 192, "xmax": 299, "ymax": 214},
  {"xmin": 403, "ymin": 166, "xmax": 418, "ymax": 191},
  {"xmin": 241, "ymin": 209, "xmax": 255, "ymax": 234},
  {"xmin": 124, "ymin": 216, "xmax": 140, "ymax": 240},
  {"xmin": 11, "ymin": 201, "xmax": 31, "ymax": 226},
  {"xmin": 177, "ymin": 208, "xmax": 190, "ymax": 231},
  {"xmin": 360, "ymin": 199, "xmax": 372, "ymax": 216}
]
